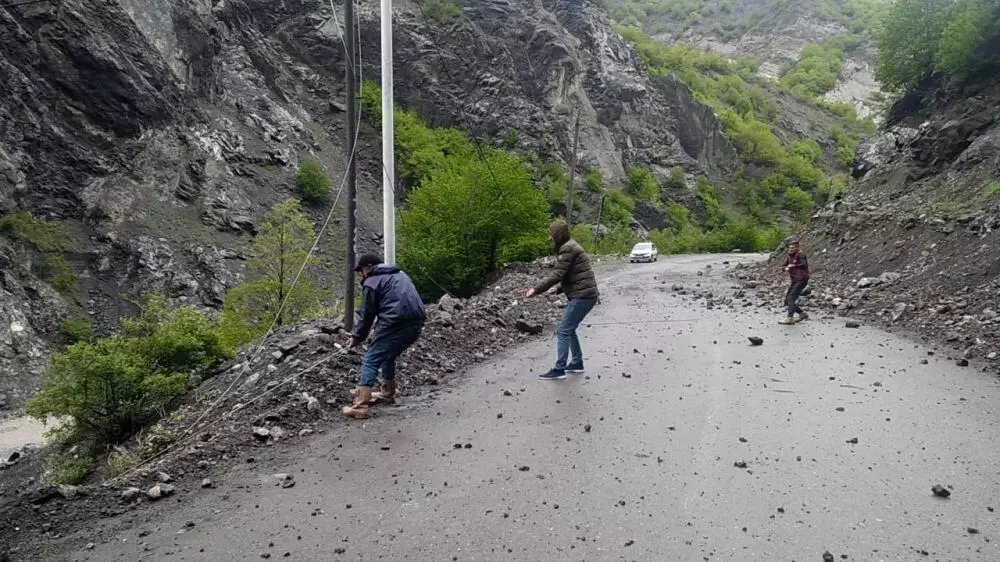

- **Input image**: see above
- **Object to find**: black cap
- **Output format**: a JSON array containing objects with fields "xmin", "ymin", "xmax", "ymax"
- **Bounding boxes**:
[{"xmin": 354, "ymin": 254, "xmax": 383, "ymax": 271}]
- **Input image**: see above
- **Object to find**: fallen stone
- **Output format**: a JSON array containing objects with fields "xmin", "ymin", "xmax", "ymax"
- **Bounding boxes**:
[
  {"xmin": 121, "ymin": 487, "xmax": 143, "ymax": 502},
  {"xmin": 846, "ymin": 437, "xmax": 859, "ymax": 444},
  {"xmin": 957, "ymin": 359, "xmax": 970, "ymax": 367},
  {"xmin": 515, "ymin": 320, "xmax": 543, "ymax": 335},
  {"xmin": 892, "ymin": 302, "xmax": 907, "ymax": 322},
  {"xmin": 156, "ymin": 471, "xmax": 173, "ymax": 483},
  {"xmin": 734, "ymin": 461, "xmax": 748, "ymax": 469},
  {"xmin": 932, "ymin": 485, "xmax": 951, "ymax": 498},
  {"xmin": 845, "ymin": 321, "xmax": 861, "ymax": 329},
  {"xmin": 201, "ymin": 478, "xmax": 213, "ymax": 489},
  {"xmin": 147, "ymin": 484, "xmax": 176, "ymax": 500},
  {"xmin": 823, "ymin": 552, "xmax": 835, "ymax": 562},
  {"xmin": 253, "ymin": 427, "xmax": 271, "ymax": 442},
  {"xmin": 276, "ymin": 473, "xmax": 295, "ymax": 488},
  {"xmin": 968, "ymin": 527, "xmax": 980, "ymax": 534},
  {"xmin": 584, "ymin": 424, "xmax": 592, "ymax": 432},
  {"xmin": 748, "ymin": 337, "xmax": 764, "ymax": 346}
]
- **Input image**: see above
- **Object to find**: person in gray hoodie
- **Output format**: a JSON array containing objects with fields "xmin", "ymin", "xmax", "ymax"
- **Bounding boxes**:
[{"xmin": 343, "ymin": 254, "xmax": 427, "ymax": 419}]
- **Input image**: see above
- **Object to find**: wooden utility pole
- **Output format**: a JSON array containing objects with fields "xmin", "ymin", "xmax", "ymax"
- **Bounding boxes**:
[
  {"xmin": 344, "ymin": 0, "xmax": 358, "ymax": 331},
  {"xmin": 565, "ymin": 110, "xmax": 581, "ymax": 226}
]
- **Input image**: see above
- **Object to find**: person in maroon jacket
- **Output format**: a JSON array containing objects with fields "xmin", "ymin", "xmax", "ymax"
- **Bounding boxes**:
[{"xmin": 779, "ymin": 238, "xmax": 810, "ymax": 325}]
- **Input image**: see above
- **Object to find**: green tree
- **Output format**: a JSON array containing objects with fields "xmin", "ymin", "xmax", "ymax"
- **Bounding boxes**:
[
  {"xmin": 399, "ymin": 150, "xmax": 551, "ymax": 298},
  {"xmin": 220, "ymin": 199, "xmax": 328, "ymax": 348},
  {"xmin": 935, "ymin": 0, "xmax": 1000, "ymax": 80},
  {"xmin": 875, "ymin": 0, "xmax": 951, "ymax": 91},
  {"xmin": 601, "ymin": 190, "xmax": 636, "ymax": 227},
  {"xmin": 296, "ymin": 156, "xmax": 331, "ymax": 202},
  {"xmin": 783, "ymin": 187, "xmax": 816, "ymax": 223},
  {"xmin": 625, "ymin": 167, "xmax": 660, "ymax": 202}
]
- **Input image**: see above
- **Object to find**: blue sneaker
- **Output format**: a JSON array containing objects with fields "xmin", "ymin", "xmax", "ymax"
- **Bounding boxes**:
[
  {"xmin": 565, "ymin": 362, "xmax": 585, "ymax": 374},
  {"xmin": 538, "ymin": 369, "xmax": 567, "ymax": 380}
]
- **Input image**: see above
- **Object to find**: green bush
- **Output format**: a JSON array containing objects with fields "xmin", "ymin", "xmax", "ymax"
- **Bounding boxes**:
[
  {"xmin": 60, "ymin": 315, "xmax": 93, "ymax": 345},
  {"xmin": 28, "ymin": 295, "xmax": 230, "ymax": 447},
  {"xmin": 666, "ymin": 166, "xmax": 687, "ymax": 190},
  {"xmin": 45, "ymin": 453, "xmax": 94, "ymax": 486},
  {"xmin": 296, "ymin": 156, "xmax": 331, "ymax": 202},
  {"xmin": 584, "ymin": 168, "xmax": 605, "ymax": 193},
  {"xmin": 420, "ymin": 0, "xmax": 463, "ymax": 24},
  {"xmin": 781, "ymin": 42, "xmax": 845, "ymax": 98},
  {"xmin": 625, "ymin": 167, "xmax": 660, "ymax": 202},
  {"xmin": 0, "ymin": 211, "xmax": 78, "ymax": 295}
]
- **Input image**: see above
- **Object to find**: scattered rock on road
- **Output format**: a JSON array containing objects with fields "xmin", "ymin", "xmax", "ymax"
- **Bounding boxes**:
[
  {"xmin": 845, "ymin": 321, "xmax": 861, "ymax": 329},
  {"xmin": 515, "ymin": 320, "xmax": 543, "ymax": 335},
  {"xmin": 147, "ymin": 484, "xmax": 176, "ymax": 501},
  {"xmin": 748, "ymin": 337, "xmax": 763, "ymax": 346},
  {"xmin": 932, "ymin": 485, "xmax": 951, "ymax": 498}
]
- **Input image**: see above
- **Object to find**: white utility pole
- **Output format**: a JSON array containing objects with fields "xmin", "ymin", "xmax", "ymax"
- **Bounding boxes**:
[{"xmin": 381, "ymin": 0, "xmax": 396, "ymax": 264}]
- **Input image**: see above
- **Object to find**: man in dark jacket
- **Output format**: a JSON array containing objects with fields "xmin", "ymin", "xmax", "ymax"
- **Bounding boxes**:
[
  {"xmin": 343, "ymin": 254, "xmax": 427, "ymax": 419},
  {"xmin": 526, "ymin": 220, "xmax": 600, "ymax": 380},
  {"xmin": 779, "ymin": 238, "xmax": 810, "ymax": 325}
]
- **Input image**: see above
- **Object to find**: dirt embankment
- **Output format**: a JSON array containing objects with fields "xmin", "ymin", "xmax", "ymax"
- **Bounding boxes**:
[
  {"xmin": 735, "ymin": 77, "xmax": 1000, "ymax": 371},
  {"xmin": 0, "ymin": 263, "xmax": 569, "ymax": 560}
]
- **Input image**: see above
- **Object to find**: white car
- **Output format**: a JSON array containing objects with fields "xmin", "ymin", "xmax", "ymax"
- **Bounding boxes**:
[{"xmin": 629, "ymin": 242, "xmax": 658, "ymax": 263}]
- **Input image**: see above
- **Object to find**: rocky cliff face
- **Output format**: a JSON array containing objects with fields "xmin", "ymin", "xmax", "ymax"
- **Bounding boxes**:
[{"xmin": 0, "ymin": 0, "xmax": 741, "ymax": 409}]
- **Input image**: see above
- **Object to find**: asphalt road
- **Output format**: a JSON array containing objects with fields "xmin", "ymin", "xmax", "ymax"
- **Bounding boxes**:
[{"xmin": 66, "ymin": 254, "xmax": 1000, "ymax": 561}]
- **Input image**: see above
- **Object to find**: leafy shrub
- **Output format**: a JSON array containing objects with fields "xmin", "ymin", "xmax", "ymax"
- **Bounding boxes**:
[
  {"xmin": 584, "ymin": 168, "xmax": 604, "ymax": 193},
  {"xmin": 45, "ymin": 453, "xmax": 94, "ymax": 485},
  {"xmin": 27, "ymin": 296, "xmax": 230, "ymax": 446},
  {"xmin": 296, "ymin": 156, "xmax": 331, "ymax": 202},
  {"xmin": 0, "ymin": 211, "xmax": 78, "ymax": 295},
  {"xmin": 781, "ymin": 43, "xmax": 845, "ymax": 98},
  {"xmin": 666, "ymin": 166, "xmax": 687, "ymax": 190},
  {"xmin": 60, "ymin": 315, "xmax": 93, "ymax": 345},
  {"xmin": 625, "ymin": 167, "xmax": 660, "ymax": 202},
  {"xmin": 420, "ymin": 0, "xmax": 463, "ymax": 24}
]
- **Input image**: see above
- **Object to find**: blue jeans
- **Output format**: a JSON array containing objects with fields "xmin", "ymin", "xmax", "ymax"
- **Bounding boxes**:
[
  {"xmin": 554, "ymin": 297, "xmax": 598, "ymax": 370},
  {"xmin": 358, "ymin": 322, "xmax": 423, "ymax": 387}
]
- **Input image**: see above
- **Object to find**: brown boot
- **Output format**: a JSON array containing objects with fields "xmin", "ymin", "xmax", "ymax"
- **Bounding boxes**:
[
  {"xmin": 371, "ymin": 380, "xmax": 396, "ymax": 406},
  {"xmin": 342, "ymin": 387, "xmax": 372, "ymax": 419},
  {"xmin": 349, "ymin": 387, "xmax": 374, "ymax": 405}
]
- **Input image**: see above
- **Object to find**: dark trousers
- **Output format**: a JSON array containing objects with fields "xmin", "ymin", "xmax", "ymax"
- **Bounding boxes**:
[
  {"xmin": 359, "ymin": 322, "xmax": 423, "ymax": 387},
  {"xmin": 785, "ymin": 279, "xmax": 808, "ymax": 316}
]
